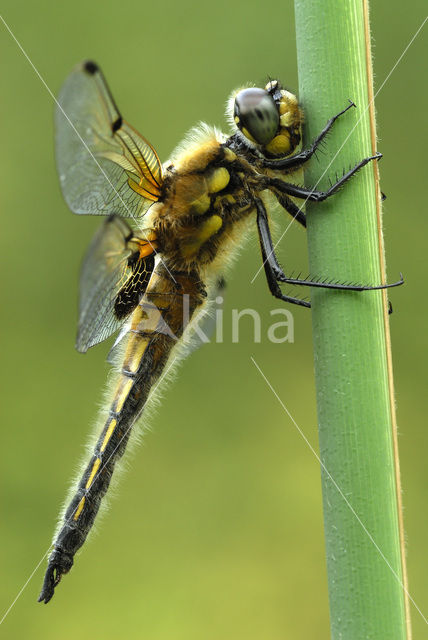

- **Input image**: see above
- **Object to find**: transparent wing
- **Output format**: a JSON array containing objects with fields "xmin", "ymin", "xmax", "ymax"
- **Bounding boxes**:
[
  {"xmin": 77, "ymin": 215, "xmax": 155, "ymax": 353},
  {"xmin": 56, "ymin": 60, "xmax": 163, "ymax": 219}
]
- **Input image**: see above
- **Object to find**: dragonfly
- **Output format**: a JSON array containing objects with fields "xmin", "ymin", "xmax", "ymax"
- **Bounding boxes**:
[{"xmin": 38, "ymin": 61, "xmax": 402, "ymax": 603}]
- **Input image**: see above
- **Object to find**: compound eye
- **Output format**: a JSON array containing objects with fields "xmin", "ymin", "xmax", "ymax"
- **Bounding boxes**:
[{"xmin": 234, "ymin": 88, "xmax": 279, "ymax": 145}]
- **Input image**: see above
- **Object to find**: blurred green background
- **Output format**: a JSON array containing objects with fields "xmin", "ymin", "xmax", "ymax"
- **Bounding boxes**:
[{"xmin": 1, "ymin": 1, "xmax": 426, "ymax": 637}]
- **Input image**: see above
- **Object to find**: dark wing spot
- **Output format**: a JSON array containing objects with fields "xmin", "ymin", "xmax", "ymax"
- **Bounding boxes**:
[
  {"xmin": 114, "ymin": 253, "xmax": 155, "ymax": 320},
  {"xmin": 112, "ymin": 116, "xmax": 123, "ymax": 133},
  {"xmin": 83, "ymin": 60, "xmax": 99, "ymax": 75}
]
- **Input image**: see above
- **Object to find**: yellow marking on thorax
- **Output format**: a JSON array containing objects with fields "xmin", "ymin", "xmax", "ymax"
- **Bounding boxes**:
[
  {"xmin": 206, "ymin": 167, "xmax": 230, "ymax": 193},
  {"xmin": 85, "ymin": 458, "xmax": 101, "ymax": 489},
  {"xmin": 181, "ymin": 214, "xmax": 223, "ymax": 258},
  {"xmin": 223, "ymin": 148, "xmax": 236, "ymax": 162},
  {"xmin": 199, "ymin": 214, "xmax": 223, "ymax": 237},
  {"xmin": 73, "ymin": 497, "xmax": 85, "ymax": 521},
  {"xmin": 112, "ymin": 376, "xmax": 134, "ymax": 414},
  {"xmin": 189, "ymin": 193, "xmax": 210, "ymax": 215},
  {"xmin": 188, "ymin": 167, "xmax": 230, "ymax": 216},
  {"xmin": 214, "ymin": 193, "xmax": 236, "ymax": 207},
  {"xmin": 100, "ymin": 418, "xmax": 117, "ymax": 453}
]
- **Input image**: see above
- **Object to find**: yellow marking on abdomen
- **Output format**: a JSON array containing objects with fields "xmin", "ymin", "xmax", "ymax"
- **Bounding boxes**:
[
  {"xmin": 138, "ymin": 272, "xmax": 173, "ymax": 311},
  {"xmin": 73, "ymin": 497, "xmax": 85, "ymax": 521},
  {"xmin": 85, "ymin": 458, "xmax": 101, "ymax": 489},
  {"xmin": 123, "ymin": 336, "xmax": 150, "ymax": 374},
  {"xmin": 100, "ymin": 418, "xmax": 117, "ymax": 453},
  {"xmin": 112, "ymin": 376, "xmax": 134, "ymax": 414}
]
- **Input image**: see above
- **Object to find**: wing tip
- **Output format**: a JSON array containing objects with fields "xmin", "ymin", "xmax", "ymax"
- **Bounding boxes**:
[{"xmin": 75, "ymin": 336, "xmax": 89, "ymax": 353}]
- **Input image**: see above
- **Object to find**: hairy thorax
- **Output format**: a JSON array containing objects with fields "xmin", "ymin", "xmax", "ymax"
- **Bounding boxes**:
[{"xmin": 150, "ymin": 130, "xmax": 257, "ymax": 273}]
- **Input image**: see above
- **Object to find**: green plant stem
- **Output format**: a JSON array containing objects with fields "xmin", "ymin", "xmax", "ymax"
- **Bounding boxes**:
[{"xmin": 294, "ymin": 1, "xmax": 410, "ymax": 637}]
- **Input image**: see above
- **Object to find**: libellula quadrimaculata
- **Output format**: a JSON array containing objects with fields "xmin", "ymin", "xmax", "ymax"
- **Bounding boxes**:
[{"xmin": 38, "ymin": 61, "xmax": 402, "ymax": 603}]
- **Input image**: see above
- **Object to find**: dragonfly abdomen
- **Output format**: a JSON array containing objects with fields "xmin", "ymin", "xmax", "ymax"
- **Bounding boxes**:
[
  {"xmin": 38, "ymin": 338, "xmax": 161, "ymax": 603},
  {"xmin": 38, "ymin": 266, "xmax": 206, "ymax": 603}
]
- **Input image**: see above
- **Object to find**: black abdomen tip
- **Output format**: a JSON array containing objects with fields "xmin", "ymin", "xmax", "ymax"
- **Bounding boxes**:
[
  {"xmin": 38, "ymin": 564, "xmax": 56, "ymax": 604},
  {"xmin": 37, "ymin": 549, "xmax": 74, "ymax": 604}
]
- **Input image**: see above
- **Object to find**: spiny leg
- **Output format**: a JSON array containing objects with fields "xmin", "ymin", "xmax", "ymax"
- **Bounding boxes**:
[
  {"xmin": 271, "ymin": 191, "xmax": 307, "ymax": 228},
  {"xmin": 256, "ymin": 198, "xmax": 310, "ymax": 308},
  {"xmin": 255, "ymin": 198, "xmax": 403, "ymax": 292},
  {"xmin": 260, "ymin": 100, "xmax": 356, "ymax": 171},
  {"xmin": 266, "ymin": 153, "xmax": 382, "ymax": 202}
]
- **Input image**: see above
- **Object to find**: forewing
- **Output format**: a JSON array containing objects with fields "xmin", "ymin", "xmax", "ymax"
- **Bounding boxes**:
[
  {"xmin": 76, "ymin": 215, "xmax": 155, "ymax": 352},
  {"xmin": 56, "ymin": 61, "xmax": 163, "ymax": 219}
]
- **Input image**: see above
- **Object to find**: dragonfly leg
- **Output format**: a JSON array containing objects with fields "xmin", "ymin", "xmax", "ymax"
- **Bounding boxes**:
[
  {"xmin": 271, "ymin": 191, "xmax": 306, "ymax": 228},
  {"xmin": 266, "ymin": 153, "xmax": 382, "ymax": 202},
  {"xmin": 255, "ymin": 198, "xmax": 403, "ymax": 293},
  {"xmin": 256, "ymin": 198, "xmax": 310, "ymax": 308}
]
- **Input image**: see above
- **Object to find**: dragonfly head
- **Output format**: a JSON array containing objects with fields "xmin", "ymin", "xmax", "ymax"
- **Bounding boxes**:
[{"xmin": 229, "ymin": 80, "xmax": 302, "ymax": 157}]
